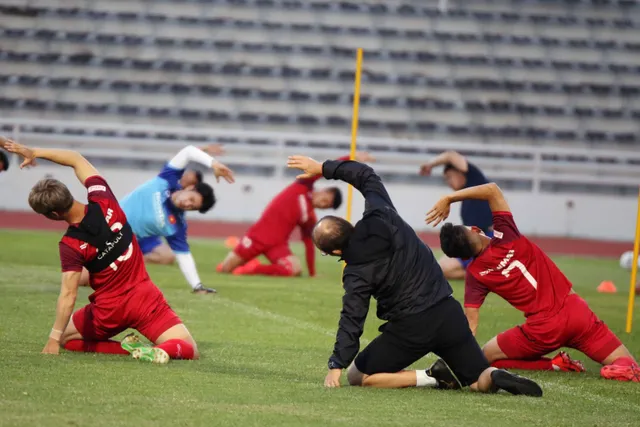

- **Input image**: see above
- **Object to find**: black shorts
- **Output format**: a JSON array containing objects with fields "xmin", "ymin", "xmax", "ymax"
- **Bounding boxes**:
[{"xmin": 354, "ymin": 296, "xmax": 489, "ymax": 386}]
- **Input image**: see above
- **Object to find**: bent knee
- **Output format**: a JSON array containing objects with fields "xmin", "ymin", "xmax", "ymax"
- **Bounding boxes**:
[{"xmin": 346, "ymin": 364, "xmax": 365, "ymax": 386}]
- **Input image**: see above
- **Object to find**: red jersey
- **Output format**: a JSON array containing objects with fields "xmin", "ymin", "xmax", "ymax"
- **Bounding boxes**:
[
  {"xmin": 465, "ymin": 211, "xmax": 573, "ymax": 317},
  {"xmin": 59, "ymin": 176, "xmax": 150, "ymax": 301},
  {"xmin": 247, "ymin": 176, "xmax": 318, "ymax": 244}
]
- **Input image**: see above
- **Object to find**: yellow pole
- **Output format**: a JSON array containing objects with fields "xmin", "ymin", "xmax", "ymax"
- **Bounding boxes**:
[
  {"xmin": 625, "ymin": 187, "xmax": 640, "ymax": 333},
  {"xmin": 345, "ymin": 48, "xmax": 363, "ymax": 224}
]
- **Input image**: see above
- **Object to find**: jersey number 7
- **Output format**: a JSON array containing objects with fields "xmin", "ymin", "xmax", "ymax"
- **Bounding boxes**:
[{"xmin": 502, "ymin": 260, "xmax": 538, "ymax": 289}]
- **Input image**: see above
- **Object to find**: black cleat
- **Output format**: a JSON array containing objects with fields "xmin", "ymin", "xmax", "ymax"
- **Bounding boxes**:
[
  {"xmin": 490, "ymin": 369, "xmax": 543, "ymax": 397},
  {"xmin": 427, "ymin": 359, "xmax": 461, "ymax": 390},
  {"xmin": 193, "ymin": 284, "xmax": 217, "ymax": 294}
]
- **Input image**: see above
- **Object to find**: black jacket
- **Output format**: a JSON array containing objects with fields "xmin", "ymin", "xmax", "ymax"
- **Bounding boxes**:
[{"xmin": 323, "ymin": 160, "xmax": 453, "ymax": 370}]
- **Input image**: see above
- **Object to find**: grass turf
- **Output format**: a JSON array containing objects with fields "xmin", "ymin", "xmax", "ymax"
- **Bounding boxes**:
[{"xmin": 0, "ymin": 228, "xmax": 639, "ymax": 427}]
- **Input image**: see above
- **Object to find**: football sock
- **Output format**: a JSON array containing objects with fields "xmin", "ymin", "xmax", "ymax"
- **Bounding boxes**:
[
  {"xmin": 491, "ymin": 358, "xmax": 554, "ymax": 371},
  {"xmin": 415, "ymin": 370, "xmax": 437, "ymax": 387},
  {"xmin": 611, "ymin": 357, "xmax": 636, "ymax": 367},
  {"xmin": 63, "ymin": 339, "xmax": 129, "ymax": 355},
  {"xmin": 155, "ymin": 339, "xmax": 195, "ymax": 360},
  {"xmin": 250, "ymin": 263, "xmax": 295, "ymax": 276}
]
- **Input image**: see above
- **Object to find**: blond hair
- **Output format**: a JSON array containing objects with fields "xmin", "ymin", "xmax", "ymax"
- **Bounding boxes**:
[{"xmin": 28, "ymin": 179, "xmax": 74, "ymax": 218}]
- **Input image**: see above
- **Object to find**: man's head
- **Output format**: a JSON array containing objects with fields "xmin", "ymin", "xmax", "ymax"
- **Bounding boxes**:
[
  {"xmin": 0, "ymin": 151, "xmax": 8, "ymax": 173},
  {"xmin": 443, "ymin": 164, "xmax": 467, "ymax": 191},
  {"xmin": 312, "ymin": 215, "xmax": 354, "ymax": 256},
  {"xmin": 171, "ymin": 182, "xmax": 215, "ymax": 213},
  {"xmin": 28, "ymin": 178, "xmax": 74, "ymax": 221},
  {"xmin": 439, "ymin": 223, "xmax": 487, "ymax": 259},
  {"xmin": 180, "ymin": 169, "xmax": 203, "ymax": 189},
  {"xmin": 312, "ymin": 187, "xmax": 342, "ymax": 210}
]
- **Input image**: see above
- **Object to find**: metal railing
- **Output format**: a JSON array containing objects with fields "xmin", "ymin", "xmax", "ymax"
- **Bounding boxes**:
[{"xmin": 1, "ymin": 117, "xmax": 639, "ymax": 194}]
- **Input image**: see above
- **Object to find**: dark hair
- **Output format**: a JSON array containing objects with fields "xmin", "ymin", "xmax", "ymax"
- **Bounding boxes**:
[
  {"xmin": 328, "ymin": 187, "xmax": 342, "ymax": 210},
  {"xmin": 443, "ymin": 163, "xmax": 458, "ymax": 174},
  {"xmin": 195, "ymin": 182, "xmax": 216, "ymax": 213},
  {"xmin": 0, "ymin": 151, "xmax": 8, "ymax": 171},
  {"xmin": 313, "ymin": 215, "xmax": 354, "ymax": 254},
  {"xmin": 439, "ymin": 223, "xmax": 476, "ymax": 259},
  {"xmin": 194, "ymin": 170, "xmax": 203, "ymax": 184}
]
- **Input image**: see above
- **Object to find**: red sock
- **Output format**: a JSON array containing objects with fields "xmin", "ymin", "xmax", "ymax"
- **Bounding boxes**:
[
  {"xmin": 63, "ymin": 339, "xmax": 129, "ymax": 355},
  {"xmin": 491, "ymin": 358, "xmax": 554, "ymax": 371},
  {"xmin": 611, "ymin": 357, "xmax": 636, "ymax": 367},
  {"xmin": 251, "ymin": 263, "xmax": 295, "ymax": 277},
  {"xmin": 155, "ymin": 339, "xmax": 195, "ymax": 360}
]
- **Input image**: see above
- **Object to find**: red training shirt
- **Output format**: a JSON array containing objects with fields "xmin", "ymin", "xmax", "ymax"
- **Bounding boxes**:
[
  {"xmin": 464, "ymin": 211, "xmax": 573, "ymax": 317},
  {"xmin": 59, "ymin": 176, "xmax": 150, "ymax": 301}
]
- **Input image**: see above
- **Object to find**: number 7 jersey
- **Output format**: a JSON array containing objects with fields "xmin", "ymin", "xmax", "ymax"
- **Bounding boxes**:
[{"xmin": 464, "ymin": 211, "xmax": 573, "ymax": 317}]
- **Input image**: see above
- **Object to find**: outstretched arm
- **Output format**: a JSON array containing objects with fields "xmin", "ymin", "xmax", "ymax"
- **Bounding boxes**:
[
  {"xmin": 296, "ymin": 152, "xmax": 376, "ymax": 187},
  {"xmin": 420, "ymin": 150, "xmax": 468, "ymax": 176},
  {"xmin": 168, "ymin": 145, "xmax": 235, "ymax": 183},
  {"xmin": 426, "ymin": 183, "xmax": 509, "ymax": 227},
  {"xmin": 2, "ymin": 137, "xmax": 99, "ymax": 184},
  {"xmin": 301, "ymin": 224, "xmax": 316, "ymax": 277},
  {"xmin": 42, "ymin": 271, "xmax": 80, "ymax": 354}
]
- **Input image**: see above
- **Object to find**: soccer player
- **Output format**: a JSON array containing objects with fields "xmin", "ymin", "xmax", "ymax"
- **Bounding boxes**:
[
  {"xmin": 217, "ymin": 152, "xmax": 373, "ymax": 278},
  {"xmin": 2, "ymin": 137, "xmax": 199, "ymax": 364},
  {"xmin": 119, "ymin": 144, "xmax": 234, "ymax": 294},
  {"xmin": 0, "ymin": 149, "xmax": 9, "ymax": 173},
  {"xmin": 287, "ymin": 155, "xmax": 542, "ymax": 396},
  {"xmin": 427, "ymin": 182, "xmax": 640, "ymax": 382},
  {"xmin": 420, "ymin": 151, "xmax": 492, "ymax": 280}
]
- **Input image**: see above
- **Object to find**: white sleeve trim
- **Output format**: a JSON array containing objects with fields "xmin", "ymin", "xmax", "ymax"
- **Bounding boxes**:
[
  {"xmin": 168, "ymin": 145, "xmax": 215, "ymax": 170},
  {"xmin": 175, "ymin": 252, "xmax": 202, "ymax": 289},
  {"xmin": 298, "ymin": 194, "xmax": 308, "ymax": 224}
]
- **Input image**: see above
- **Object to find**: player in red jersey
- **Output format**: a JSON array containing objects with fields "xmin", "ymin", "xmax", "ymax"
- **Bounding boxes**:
[
  {"xmin": 2, "ymin": 137, "xmax": 199, "ymax": 364},
  {"xmin": 426, "ymin": 182, "xmax": 639, "ymax": 382},
  {"xmin": 217, "ymin": 152, "xmax": 375, "ymax": 277}
]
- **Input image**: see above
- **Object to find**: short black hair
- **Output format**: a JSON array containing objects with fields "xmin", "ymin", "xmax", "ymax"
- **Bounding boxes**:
[
  {"xmin": 328, "ymin": 187, "xmax": 342, "ymax": 210},
  {"xmin": 443, "ymin": 163, "xmax": 458, "ymax": 174},
  {"xmin": 0, "ymin": 150, "xmax": 8, "ymax": 171},
  {"xmin": 194, "ymin": 170, "xmax": 203, "ymax": 184},
  {"xmin": 313, "ymin": 215, "xmax": 354, "ymax": 254},
  {"xmin": 195, "ymin": 182, "xmax": 216, "ymax": 214},
  {"xmin": 439, "ymin": 223, "xmax": 475, "ymax": 259}
]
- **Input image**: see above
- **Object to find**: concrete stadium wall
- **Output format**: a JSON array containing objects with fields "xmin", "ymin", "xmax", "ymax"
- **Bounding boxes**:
[{"xmin": 0, "ymin": 165, "xmax": 636, "ymax": 242}]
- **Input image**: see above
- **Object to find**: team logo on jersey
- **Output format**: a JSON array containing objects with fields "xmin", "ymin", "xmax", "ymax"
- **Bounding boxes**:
[
  {"xmin": 88, "ymin": 185, "xmax": 106, "ymax": 193},
  {"xmin": 168, "ymin": 215, "xmax": 176, "ymax": 225}
]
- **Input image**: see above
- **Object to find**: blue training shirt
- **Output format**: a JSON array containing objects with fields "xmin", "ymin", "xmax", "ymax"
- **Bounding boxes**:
[
  {"xmin": 460, "ymin": 163, "xmax": 493, "ymax": 233},
  {"xmin": 121, "ymin": 164, "xmax": 190, "ymax": 254}
]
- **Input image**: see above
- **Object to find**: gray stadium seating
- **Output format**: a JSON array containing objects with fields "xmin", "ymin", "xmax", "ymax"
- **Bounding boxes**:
[{"xmin": 1, "ymin": 0, "xmax": 639, "ymax": 145}]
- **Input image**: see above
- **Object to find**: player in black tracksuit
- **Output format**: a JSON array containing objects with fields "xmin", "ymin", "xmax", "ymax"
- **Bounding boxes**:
[{"xmin": 287, "ymin": 155, "xmax": 542, "ymax": 396}]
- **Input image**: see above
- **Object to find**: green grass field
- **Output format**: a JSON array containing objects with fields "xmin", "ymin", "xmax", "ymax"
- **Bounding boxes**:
[{"xmin": 1, "ymin": 229, "xmax": 639, "ymax": 427}]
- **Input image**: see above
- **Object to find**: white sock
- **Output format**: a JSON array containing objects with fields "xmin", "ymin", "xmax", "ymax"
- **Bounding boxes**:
[{"xmin": 415, "ymin": 370, "xmax": 437, "ymax": 387}]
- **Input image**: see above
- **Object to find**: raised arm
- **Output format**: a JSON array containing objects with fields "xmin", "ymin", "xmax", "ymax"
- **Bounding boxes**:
[
  {"xmin": 168, "ymin": 145, "xmax": 234, "ymax": 183},
  {"xmin": 287, "ymin": 156, "xmax": 393, "ymax": 211},
  {"xmin": 2, "ymin": 138, "xmax": 99, "ymax": 184},
  {"xmin": 420, "ymin": 150, "xmax": 468, "ymax": 176},
  {"xmin": 426, "ymin": 183, "xmax": 509, "ymax": 227}
]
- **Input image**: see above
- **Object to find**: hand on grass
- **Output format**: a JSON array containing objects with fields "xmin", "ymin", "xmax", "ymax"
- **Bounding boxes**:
[
  {"xmin": 42, "ymin": 339, "xmax": 60, "ymax": 355},
  {"xmin": 324, "ymin": 369, "xmax": 342, "ymax": 388}
]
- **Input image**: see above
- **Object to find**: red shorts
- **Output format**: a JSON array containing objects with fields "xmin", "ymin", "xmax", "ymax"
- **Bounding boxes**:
[
  {"xmin": 233, "ymin": 234, "xmax": 292, "ymax": 264},
  {"xmin": 497, "ymin": 294, "xmax": 621, "ymax": 363},
  {"xmin": 72, "ymin": 281, "xmax": 182, "ymax": 343}
]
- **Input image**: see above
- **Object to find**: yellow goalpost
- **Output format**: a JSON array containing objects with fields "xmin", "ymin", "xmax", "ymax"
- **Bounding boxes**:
[
  {"xmin": 625, "ymin": 187, "xmax": 640, "ymax": 333},
  {"xmin": 345, "ymin": 48, "xmax": 363, "ymax": 225}
]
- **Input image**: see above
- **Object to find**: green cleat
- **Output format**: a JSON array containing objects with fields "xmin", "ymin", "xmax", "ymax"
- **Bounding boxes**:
[
  {"xmin": 120, "ymin": 333, "xmax": 148, "ymax": 354},
  {"xmin": 132, "ymin": 347, "xmax": 170, "ymax": 364}
]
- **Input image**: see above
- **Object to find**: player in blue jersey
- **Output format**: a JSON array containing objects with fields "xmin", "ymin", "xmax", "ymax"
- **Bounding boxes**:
[
  {"xmin": 119, "ymin": 144, "xmax": 235, "ymax": 294},
  {"xmin": 420, "ymin": 151, "xmax": 493, "ymax": 280}
]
